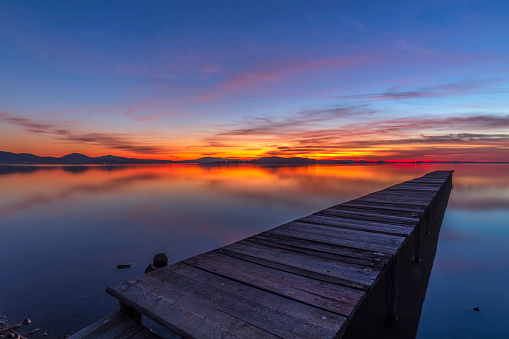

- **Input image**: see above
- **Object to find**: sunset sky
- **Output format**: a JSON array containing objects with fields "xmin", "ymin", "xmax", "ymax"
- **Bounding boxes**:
[{"xmin": 1, "ymin": 1, "xmax": 508, "ymax": 161}]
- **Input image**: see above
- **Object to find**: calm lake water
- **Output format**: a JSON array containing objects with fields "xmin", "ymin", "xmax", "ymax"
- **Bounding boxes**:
[{"xmin": 1, "ymin": 163, "xmax": 508, "ymax": 338}]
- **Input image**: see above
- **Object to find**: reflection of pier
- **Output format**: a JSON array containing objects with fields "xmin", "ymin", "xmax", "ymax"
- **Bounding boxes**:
[{"xmin": 71, "ymin": 171, "xmax": 453, "ymax": 338}]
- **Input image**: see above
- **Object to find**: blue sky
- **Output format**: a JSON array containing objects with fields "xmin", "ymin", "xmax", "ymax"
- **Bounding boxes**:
[{"xmin": 1, "ymin": 1, "xmax": 508, "ymax": 160}]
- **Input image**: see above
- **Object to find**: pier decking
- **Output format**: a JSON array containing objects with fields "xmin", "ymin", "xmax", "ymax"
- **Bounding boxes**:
[{"xmin": 75, "ymin": 170, "xmax": 453, "ymax": 338}]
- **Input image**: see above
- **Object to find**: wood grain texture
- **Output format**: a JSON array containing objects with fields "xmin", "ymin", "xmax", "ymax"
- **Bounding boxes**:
[
  {"xmin": 98, "ymin": 170, "xmax": 453, "ymax": 339},
  {"xmin": 68, "ymin": 311, "xmax": 160, "ymax": 339}
]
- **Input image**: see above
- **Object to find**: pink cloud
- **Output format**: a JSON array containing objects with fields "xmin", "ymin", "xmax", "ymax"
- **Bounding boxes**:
[
  {"xmin": 197, "ymin": 54, "xmax": 380, "ymax": 101},
  {"xmin": 0, "ymin": 111, "xmax": 172, "ymax": 155}
]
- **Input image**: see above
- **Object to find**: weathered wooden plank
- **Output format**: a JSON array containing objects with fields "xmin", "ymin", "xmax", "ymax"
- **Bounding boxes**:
[
  {"xmin": 137, "ymin": 269, "xmax": 338, "ymax": 339},
  {"xmin": 223, "ymin": 241, "xmax": 378, "ymax": 285},
  {"xmin": 315, "ymin": 211, "xmax": 416, "ymax": 227},
  {"xmin": 299, "ymin": 215, "xmax": 414, "ymax": 237},
  {"xmin": 107, "ymin": 278, "xmax": 275, "ymax": 339},
  {"xmin": 319, "ymin": 207, "xmax": 420, "ymax": 223},
  {"xmin": 390, "ymin": 182, "xmax": 443, "ymax": 186},
  {"xmin": 389, "ymin": 183, "xmax": 443, "ymax": 189},
  {"xmin": 98, "ymin": 170, "xmax": 453, "ymax": 339},
  {"xmin": 386, "ymin": 187, "xmax": 441, "ymax": 194},
  {"xmin": 269, "ymin": 227, "xmax": 400, "ymax": 254},
  {"xmin": 129, "ymin": 330, "xmax": 164, "ymax": 339},
  {"xmin": 395, "ymin": 179, "xmax": 446, "ymax": 184},
  {"xmin": 248, "ymin": 234, "xmax": 388, "ymax": 269},
  {"xmin": 69, "ymin": 311, "xmax": 159, "ymax": 339},
  {"xmin": 169, "ymin": 262, "xmax": 346, "ymax": 333},
  {"xmin": 361, "ymin": 191, "xmax": 437, "ymax": 200},
  {"xmin": 341, "ymin": 201, "xmax": 423, "ymax": 213},
  {"xmin": 328, "ymin": 204, "xmax": 423, "ymax": 218},
  {"xmin": 184, "ymin": 251, "xmax": 365, "ymax": 313},
  {"xmin": 347, "ymin": 199, "xmax": 429, "ymax": 210},
  {"xmin": 277, "ymin": 221, "xmax": 406, "ymax": 248},
  {"xmin": 251, "ymin": 232, "xmax": 392, "ymax": 263},
  {"xmin": 355, "ymin": 195, "xmax": 433, "ymax": 206},
  {"xmin": 214, "ymin": 247, "xmax": 370, "ymax": 290}
]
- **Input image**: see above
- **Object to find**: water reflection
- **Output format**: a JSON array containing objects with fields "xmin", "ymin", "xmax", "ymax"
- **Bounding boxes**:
[{"xmin": 0, "ymin": 163, "xmax": 508, "ymax": 338}]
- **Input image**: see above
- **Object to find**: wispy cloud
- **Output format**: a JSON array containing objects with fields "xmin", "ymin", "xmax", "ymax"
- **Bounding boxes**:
[
  {"xmin": 197, "ymin": 54, "xmax": 380, "ymax": 101},
  {"xmin": 202, "ymin": 105, "xmax": 376, "ymax": 146},
  {"xmin": 330, "ymin": 79, "xmax": 504, "ymax": 101},
  {"xmin": 202, "ymin": 105, "xmax": 509, "ymax": 161},
  {"xmin": 0, "ymin": 112, "xmax": 171, "ymax": 155}
]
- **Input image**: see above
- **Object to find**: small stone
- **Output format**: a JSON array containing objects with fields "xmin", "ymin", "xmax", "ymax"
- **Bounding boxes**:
[
  {"xmin": 473, "ymin": 306, "xmax": 480, "ymax": 312},
  {"xmin": 145, "ymin": 264, "xmax": 157, "ymax": 274},
  {"xmin": 42, "ymin": 333, "xmax": 47, "ymax": 337},
  {"xmin": 117, "ymin": 264, "xmax": 132, "ymax": 269},
  {"xmin": 23, "ymin": 319, "xmax": 31, "ymax": 326},
  {"xmin": 29, "ymin": 328, "xmax": 39, "ymax": 335},
  {"xmin": 153, "ymin": 253, "xmax": 168, "ymax": 268}
]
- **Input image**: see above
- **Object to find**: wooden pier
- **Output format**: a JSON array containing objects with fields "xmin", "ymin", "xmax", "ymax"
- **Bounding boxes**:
[{"xmin": 72, "ymin": 170, "xmax": 453, "ymax": 338}]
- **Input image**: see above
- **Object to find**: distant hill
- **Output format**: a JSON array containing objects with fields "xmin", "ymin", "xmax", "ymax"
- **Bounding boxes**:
[
  {"xmin": 59, "ymin": 153, "xmax": 95, "ymax": 164},
  {"xmin": 1, "ymin": 151, "xmax": 506, "ymax": 165},
  {"xmin": 0, "ymin": 151, "xmax": 58, "ymax": 164},
  {"xmin": 0, "ymin": 151, "xmax": 174, "ymax": 164},
  {"xmin": 251, "ymin": 156, "xmax": 318, "ymax": 164},
  {"xmin": 182, "ymin": 157, "xmax": 229, "ymax": 164},
  {"xmin": 0, "ymin": 151, "xmax": 247, "ymax": 165}
]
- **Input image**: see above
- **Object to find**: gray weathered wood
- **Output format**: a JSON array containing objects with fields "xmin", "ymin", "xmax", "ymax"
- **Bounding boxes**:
[
  {"xmin": 92, "ymin": 170, "xmax": 453, "ymax": 339},
  {"xmin": 68, "ymin": 311, "xmax": 160, "ymax": 339},
  {"xmin": 299, "ymin": 215, "xmax": 414, "ymax": 237}
]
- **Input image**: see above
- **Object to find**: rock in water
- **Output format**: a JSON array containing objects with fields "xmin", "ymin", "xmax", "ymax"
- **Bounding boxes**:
[
  {"xmin": 153, "ymin": 253, "xmax": 168, "ymax": 268},
  {"xmin": 23, "ymin": 319, "xmax": 31, "ymax": 325},
  {"xmin": 116, "ymin": 264, "xmax": 132, "ymax": 269},
  {"xmin": 145, "ymin": 264, "xmax": 157, "ymax": 274},
  {"xmin": 473, "ymin": 306, "xmax": 480, "ymax": 312}
]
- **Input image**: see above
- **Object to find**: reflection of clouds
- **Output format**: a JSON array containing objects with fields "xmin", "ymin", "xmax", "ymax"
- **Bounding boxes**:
[
  {"xmin": 126, "ymin": 202, "xmax": 259, "ymax": 246},
  {"xmin": 0, "ymin": 193, "xmax": 54, "ymax": 216},
  {"xmin": 439, "ymin": 230, "xmax": 476, "ymax": 242},
  {"xmin": 202, "ymin": 174, "xmax": 390, "ymax": 209},
  {"xmin": 433, "ymin": 259, "xmax": 509, "ymax": 273},
  {"xmin": 3, "ymin": 163, "xmax": 509, "ymax": 222},
  {"xmin": 0, "ymin": 164, "xmax": 147, "ymax": 177},
  {"xmin": 449, "ymin": 198, "xmax": 509, "ymax": 210},
  {"xmin": 202, "ymin": 165, "xmax": 418, "ymax": 208},
  {"xmin": 0, "ymin": 173, "xmax": 161, "ymax": 216}
]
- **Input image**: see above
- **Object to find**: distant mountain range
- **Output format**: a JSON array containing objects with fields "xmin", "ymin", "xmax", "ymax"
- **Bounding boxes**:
[
  {"xmin": 0, "ymin": 151, "xmax": 366, "ymax": 164},
  {"xmin": 0, "ymin": 151, "xmax": 506, "ymax": 165},
  {"xmin": 0, "ymin": 151, "xmax": 249, "ymax": 165}
]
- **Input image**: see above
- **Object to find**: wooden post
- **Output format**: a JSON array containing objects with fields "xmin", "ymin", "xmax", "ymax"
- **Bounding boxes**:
[
  {"xmin": 424, "ymin": 207, "xmax": 431, "ymax": 235},
  {"xmin": 385, "ymin": 256, "xmax": 398, "ymax": 322},
  {"xmin": 431, "ymin": 197, "xmax": 437, "ymax": 222},
  {"xmin": 120, "ymin": 301, "xmax": 142, "ymax": 324},
  {"xmin": 413, "ymin": 220, "xmax": 421, "ymax": 262}
]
